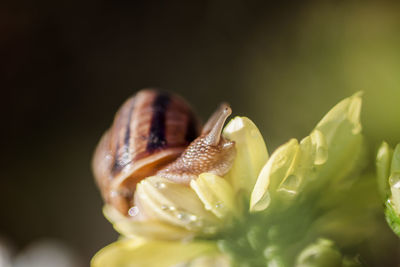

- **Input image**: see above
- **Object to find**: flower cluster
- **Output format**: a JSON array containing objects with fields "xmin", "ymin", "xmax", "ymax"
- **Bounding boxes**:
[{"xmin": 91, "ymin": 93, "xmax": 391, "ymax": 267}]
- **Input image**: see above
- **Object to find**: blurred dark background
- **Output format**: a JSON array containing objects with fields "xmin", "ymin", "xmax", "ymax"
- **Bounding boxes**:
[{"xmin": 2, "ymin": 0, "xmax": 400, "ymax": 264}]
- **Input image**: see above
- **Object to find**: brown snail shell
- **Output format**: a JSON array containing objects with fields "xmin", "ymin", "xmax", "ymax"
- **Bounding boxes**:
[{"xmin": 92, "ymin": 89, "xmax": 236, "ymax": 216}]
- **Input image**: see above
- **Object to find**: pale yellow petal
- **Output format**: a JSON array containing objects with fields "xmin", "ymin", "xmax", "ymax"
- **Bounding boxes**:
[
  {"xmin": 250, "ymin": 92, "xmax": 364, "ymax": 212},
  {"xmin": 190, "ymin": 173, "xmax": 237, "ymax": 219},
  {"xmin": 136, "ymin": 176, "xmax": 220, "ymax": 233},
  {"xmin": 315, "ymin": 91, "xmax": 362, "ymax": 138},
  {"xmin": 276, "ymin": 137, "xmax": 313, "ymax": 198},
  {"xmin": 276, "ymin": 130, "xmax": 328, "ymax": 198},
  {"xmin": 103, "ymin": 205, "xmax": 193, "ymax": 240},
  {"xmin": 91, "ymin": 239, "xmax": 217, "ymax": 267},
  {"xmin": 183, "ymin": 253, "xmax": 231, "ymax": 267},
  {"xmin": 250, "ymin": 139, "xmax": 299, "ymax": 211},
  {"xmin": 310, "ymin": 129, "xmax": 328, "ymax": 165},
  {"xmin": 223, "ymin": 117, "xmax": 269, "ymax": 196},
  {"xmin": 310, "ymin": 92, "xmax": 365, "ymax": 192}
]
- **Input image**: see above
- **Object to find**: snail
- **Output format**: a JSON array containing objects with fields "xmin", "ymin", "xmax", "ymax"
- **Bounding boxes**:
[{"xmin": 92, "ymin": 89, "xmax": 236, "ymax": 216}]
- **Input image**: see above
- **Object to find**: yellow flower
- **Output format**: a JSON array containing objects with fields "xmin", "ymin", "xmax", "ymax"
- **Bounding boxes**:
[
  {"xmin": 92, "ymin": 116, "xmax": 269, "ymax": 266},
  {"xmin": 92, "ymin": 92, "xmax": 366, "ymax": 267}
]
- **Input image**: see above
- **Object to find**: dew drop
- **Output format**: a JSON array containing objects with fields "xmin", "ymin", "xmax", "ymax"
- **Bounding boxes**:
[
  {"xmin": 215, "ymin": 202, "xmax": 224, "ymax": 209},
  {"xmin": 189, "ymin": 214, "xmax": 198, "ymax": 222},
  {"xmin": 155, "ymin": 181, "xmax": 166, "ymax": 189},
  {"xmin": 161, "ymin": 204, "xmax": 168, "ymax": 210},
  {"xmin": 278, "ymin": 174, "xmax": 301, "ymax": 195},
  {"xmin": 169, "ymin": 206, "xmax": 177, "ymax": 211},
  {"xmin": 314, "ymin": 146, "xmax": 328, "ymax": 165},
  {"xmin": 128, "ymin": 206, "xmax": 139, "ymax": 217},
  {"xmin": 177, "ymin": 212, "xmax": 190, "ymax": 222}
]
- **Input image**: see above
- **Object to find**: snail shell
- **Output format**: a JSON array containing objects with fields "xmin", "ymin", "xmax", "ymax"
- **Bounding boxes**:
[
  {"xmin": 93, "ymin": 89, "xmax": 201, "ymax": 214},
  {"xmin": 92, "ymin": 89, "xmax": 236, "ymax": 216}
]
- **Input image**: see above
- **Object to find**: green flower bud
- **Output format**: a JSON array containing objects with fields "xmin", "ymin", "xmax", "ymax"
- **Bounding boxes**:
[{"xmin": 295, "ymin": 239, "xmax": 344, "ymax": 267}]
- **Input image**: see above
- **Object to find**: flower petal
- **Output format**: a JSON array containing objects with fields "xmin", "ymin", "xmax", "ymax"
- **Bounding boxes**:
[
  {"xmin": 250, "ymin": 92, "xmax": 365, "ymax": 212},
  {"xmin": 135, "ymin": 176, "xmax": 220, "ymax": 233},
  {"xmin": 190, "ymin": 173, "xmax": 237, "ymax": 219},
  {"xmin": 91, "ymin": 239, "xmax": 217, "ymax": 267},
  {"xmin": 310, "ymin": 92, "xmax": 365, "ymax": 191},
  {"xmin": 315, "ymin": 92, "xmax": 362, "ymax": 137},
  {"xmin": 223, "ymin": 117, "xmax": 269, "ymax": 196},
  {"xmin": 103, "ymin": 205, "xmax": 193, "ymax": 240},
  {"xmin": 295, "ymin": 239, "xmax": 360, "ymax": 267},
  {"xmin": 250, "ymin": 139, "xmax": 299, "ymax": 212},
  {"xmin": 182, "ymin": 254, "xmax": 231, "ymax": 267}
]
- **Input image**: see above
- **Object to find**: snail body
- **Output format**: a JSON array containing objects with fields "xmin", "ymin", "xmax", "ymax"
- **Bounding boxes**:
[
  {"xmin": 92, "ymin": 89, "xmax": 236, "ymax": 215},
  {"xmin": 157, "ymin": 104, "xmax": 235, "ymax": 183}
]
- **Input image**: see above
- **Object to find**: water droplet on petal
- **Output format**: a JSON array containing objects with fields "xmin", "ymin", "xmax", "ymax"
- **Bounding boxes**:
[
  {"xmin": 278, "ymin": 174, "xmax": 301, "ymax": 195},
  {"xmin": 169, "ymin": 206, "xmax": 176, "ymax": 211},
  {"xmin": 189, "ymin": 214, "xmax": 198, "ymax": 222},
  {"xmin": 128, "ymin": 206, "xmax": 139, "ymax": 217},
  {"xmin": 215, "ymin": 202, "xmax": 224, "ymax": 209},
  {"xmin": 314, "ymin": 146, "xmax": 328, "ymax": 165},
  {"xmin": 155, "ymin": 181, "xmax": 166, "ymax": 189},
  {"xmin": 177, "ymin": 212, "xmax": 190, "ymax": 222}
]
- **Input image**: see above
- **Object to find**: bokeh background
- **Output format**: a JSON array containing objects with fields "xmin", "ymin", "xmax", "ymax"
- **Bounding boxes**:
[{"xmin": 2, "ymin": 0, "xmax": 400, "ymax": 265}]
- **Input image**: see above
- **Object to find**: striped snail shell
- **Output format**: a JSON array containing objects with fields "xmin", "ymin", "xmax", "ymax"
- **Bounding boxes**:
[{"xmin": 92, "ymin": 89, "xmax": 236, "ymax": 216}]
